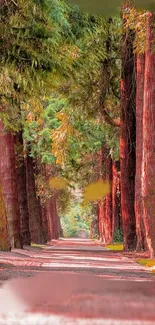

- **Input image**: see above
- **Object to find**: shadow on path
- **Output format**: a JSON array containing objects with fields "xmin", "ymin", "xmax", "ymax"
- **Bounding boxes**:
[{"xmin": 0, "ymin": 238, "xmax": 155, "ymax": 324}]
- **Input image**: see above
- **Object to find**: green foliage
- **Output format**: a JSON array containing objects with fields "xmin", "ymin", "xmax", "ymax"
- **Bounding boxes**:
[
  {"xmin": 1, "ymin": 0, "xmax": 92, "ymax": 130},
  {"xmin": 23, "ymin": 96, "xmax": 61, "ymax": 164},
  {"xmin": 70, "ymin": 0, "xmax": 155, "ymax": 16},
  {"xmin": 113, "ymin": 228, "xmax": 124, "ymax": 243},
  {"xmin": 47, "ymin": 17, "xmax": 121, "ymax": 189},
  {"xmin": 57, "ymin": 187, "xmax": 73, "ymax": 215},
  {"xmin": 1, "ymin": 0, "xmax": 122, "ymax": 220},
  {"xmin": 53, "ymin": 16, "xmax": 121, "ymax": 166},
  {"xmin": 123, "ymin": 6, "xmax": 147, "ymax": 54},
  {"xmin": 60, "ymin": 202, "xmax": 92, "ymax": 237}
]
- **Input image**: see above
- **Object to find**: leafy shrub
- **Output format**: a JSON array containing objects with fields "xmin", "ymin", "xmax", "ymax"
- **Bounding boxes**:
[{"xmin": 113, "ymin": 228, "xmax": 124, "ymax": 243}]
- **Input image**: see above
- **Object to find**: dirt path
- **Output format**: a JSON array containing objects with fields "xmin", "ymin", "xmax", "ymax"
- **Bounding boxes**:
[{"xmin": 0, "ymin": 239, "xmax": 155, "ymax": 324}]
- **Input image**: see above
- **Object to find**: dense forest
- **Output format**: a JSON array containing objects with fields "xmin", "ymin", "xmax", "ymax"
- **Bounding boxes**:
[{"xmin": 1, "ymin": 0, "xmax": 155, "ymax": 258}]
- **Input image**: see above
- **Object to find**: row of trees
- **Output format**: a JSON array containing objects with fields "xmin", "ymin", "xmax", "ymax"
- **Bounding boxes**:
[
  {"xmin": 0, "ymin": 0, "xmax": 106, "ymax": 249},
  {"xmin": 97, "ymin": 7, "xmax": 155, "ymax": 258},
  {"xmin": 1, "ymin": 1, "xmax": 155, "ymax": 258},
  {"xmin": 119, "ymin": 8, "xmax": 155, "ymax": 257}
]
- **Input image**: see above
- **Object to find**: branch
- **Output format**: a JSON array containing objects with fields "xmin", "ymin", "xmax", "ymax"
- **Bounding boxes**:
[
  {"xmin": 100, "ymin": 105, "xmax": 120, "ymax": 127},
  {"xmin": 111, "ymin": 86, "xmax": 120, "ymax": 100},
  {"xmin": 10, "ymin": 0, "xmax": 19, "ymax": 6}
]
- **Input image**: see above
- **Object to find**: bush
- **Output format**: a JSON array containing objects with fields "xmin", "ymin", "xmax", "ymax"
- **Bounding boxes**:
[{"xmin": 113, "ymin": 228, "xmax": 124, "ymax": 243}]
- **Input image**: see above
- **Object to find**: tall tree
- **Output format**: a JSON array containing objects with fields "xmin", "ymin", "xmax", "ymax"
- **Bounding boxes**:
[
  {"xmin": 120, "ymin": 6, "xmax": 137, "ymax": 250},
  {"xmin": 45, "ymin": 196, "xmax": 59, "ymax": 240},
  {"xmin": 98, "ymin": 199, "xmax": 106, "ymax": 242},
  {"xmin": 135, "ymin": 53, "xmax": 147, "ymax": 251},
  {"xmin": 105, "ymin": 154, "xmax": 112, "ymax": 243},
  {"xmin": 98, "ymin": 148, "xmax": 105, "ymax": 242},
  {"xmin": 142, "ymin": 12, "xmax": 155, "ymax": 258},
  {"xmin": 40, "ymin": 205, "xmax": 49, "ymax": 243},
  {"xmin": 98, "ymin": 146, "xmax": 112, "ymax": 243},
  {"xmin": 112, "ymin": 160, "xmax": 121, "ymax": 237},
  {"xmin": 44, "ymin": 164, "xmax": 60, "ymax": 240},
  {"xmin": 0, "ymin": 120, "xmax": 22, "ymax": 248},
  {"xmin": 25, "ymin": 152, "xmax": 44, "ymax": 244},
  {"xmin": 0, "ymin": 179, "xmax": 10, "ymax": 251},
  {"xmin": 14, "ymin": 132, "xmax": 31, "ymax": 245}
]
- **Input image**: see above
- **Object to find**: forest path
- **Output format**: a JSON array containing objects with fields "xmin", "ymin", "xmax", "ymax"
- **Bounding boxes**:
[{"xmin": 0, "ymin": 238, "xmax": 155, "ymax": 324}]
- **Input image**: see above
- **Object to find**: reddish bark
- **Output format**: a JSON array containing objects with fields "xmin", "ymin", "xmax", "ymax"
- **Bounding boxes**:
[
  {"xmin": 25, "ymin": 154, "xmax": 44, "ymax": 244},
  {"xmin": 39, "ymin": 164, "xmax": 51, "ymax": 243},
  {"xmin": 142, "ymin": 12, "xmax": 155, "ymax": 258},
  {"xmin": 105, "ymin": 155, "xmax": 112, "ymax": 243},
  {"xmin": 120, "ymin": 14, "xmax": 137, "ymax": 250},
  {"xmin": 14, "ymin": 132, "xmax": 31, "ymax": 246},
  {"xmin": 98, "ymin": 148, "xmax": 112, "ymax": 244},
  {"xmin": 98, "ymin": 198, "xmax": 106, "ymax": 243},
  {"xmin": 112, "ymin": 161, "xmax": 121, "ymax": 237},
  {"xmin": 44, "ymin": 165, "xmax": 59, "ymax": 240},
  {"xmin": 98, "ymin": 148, "xmax": 105, "ymax": 242},
  {"xmin": 135, "ymin": 54, "xmax": 147, "ymax": 251},
  {"xmin": 0, "ymin": 179, "xmax": 11, "ymax": 251},
  {"xmin": 0, "ymin": 120, "xmax": 22, "ymax": 248},
  {"xmin": 40, "ymin": 205, "xmax": 50, "ymax": 243},
  {"xmin": 46, "ymin": 195, "xmax": 59, "ymax": 240}
]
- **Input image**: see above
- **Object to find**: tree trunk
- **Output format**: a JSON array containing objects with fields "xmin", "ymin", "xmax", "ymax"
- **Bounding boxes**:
[
  {"xmin": 98, "ymin": 198, "xmax": 106, "ymax": 243},
  {"xmin": 40, "ymin": 204, "xmax": 50, "ymax": 243},
  {"xmin": 112, "ymin": 161, "xmax": 121, "ymax": 237},
  {"xmin": 142, "ymin": 12, "xmax": 155, "ymax": 258},
  {"xmin": 46, "ymin": 195, "xmax": 59, "ymax": 240},
  {"xmin": 25, "ymin": 154, "xmax": 44, "ymax": 244},
  {"xmin": 44, "ymin": 164, "xmax": 60, "ymax": 240},
  {"xmin": 57, "ymin": 214, "xmax": 63, "ymax": 238},
  {"xmin": 120, "ymin": 10, "xmax": 137, "ymax": 251},
  {"xmin": 98, "ymin": 147, "xmax": 112, "ymax": 243},
  {"xmin": 135, "ymin": 53, "xmax": 147, "ymax": 251},
  {"xmin": 38, "ymin": 164, "xmax": 51, "ymax": 243},
  {"xmin": 98, "ymin": 148, "xmax": 105, "ymax": 242},
  {"xmin": 14, "ymin": 132, "xmax": 31, "ymax": 246},
  {"xmin": 0, "ymin": 120, "xmax": 22, "ymax": 249},
  {"xmin": 105, "ymin": 155, "xmax": 112, "ymax": 243},
  {"xmin": 0, "ymin": 179, "xmax": 11, "ymax": 251}
]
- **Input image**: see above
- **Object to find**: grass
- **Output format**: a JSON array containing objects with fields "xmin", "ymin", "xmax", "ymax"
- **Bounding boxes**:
[
  {"xmin": 30, "ymin": 243, "xmax": 46, "ymax": 249},
  {"xmin": 137, "ymin": 259, "xmax": 155, "ymax": 267},
  {"xmin": 137, "ymin": 259, "xmax": 155, "ymax": 274},
  {"xmin": 105, "ymin": 243, "xmax": 124, "ymax": 251}
]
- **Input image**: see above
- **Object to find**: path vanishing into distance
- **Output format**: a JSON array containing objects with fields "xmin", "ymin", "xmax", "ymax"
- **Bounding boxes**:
[{"xmin": 0, "ymin": 239, "xmax": 155, "ymax": 325}]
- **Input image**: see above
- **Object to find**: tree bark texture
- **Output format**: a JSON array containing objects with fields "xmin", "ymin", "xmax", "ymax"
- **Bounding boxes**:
[
  {"xmin": 98, "ymin": 147, "xmax": 112, "ymax": 244},
  {"xmin": 14, "ymin": 132, "xmax": 31, "ymax": 245},
  {"xmin": 25, "ymin": 154, "xmax": 44, "ymax": 244},
  {"xmin": 120, "ymin": 13, "xmax": 137, "ymax": 251},
  {"xmin": 105, "ymin": 155, "xmax": 112, "ymax": 243},
  {"xmin": 0, "ymin": 179, "xmax": 11, "ymax": 251},
  {"xmin": 40, "ymin": 205, "xmax": 50, "ymax": 243},
  {"xmin": 44, "ymin": 165, "xmax": 59, "ymax": 240},
  {"xmin": 135, "ymin": 54, "xmax": 147, "ymax": 251},
  {"xmin": 98, "ymin": 198, "xmax": 106, "ymax": 243},
  {"xmin": 0, "ymin": 120, "xmax": 22, "ymax": 248},
  {"xmin": 142, "ymin": 12, "xmax": 155, "ymax": 258},
  {"xmin": 46, "ymin": 195, "xmax": 59, "ymax": 240},
  {"xmin": 112, "ymin": 161, "xmax": 121, "ymax": 237}
]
